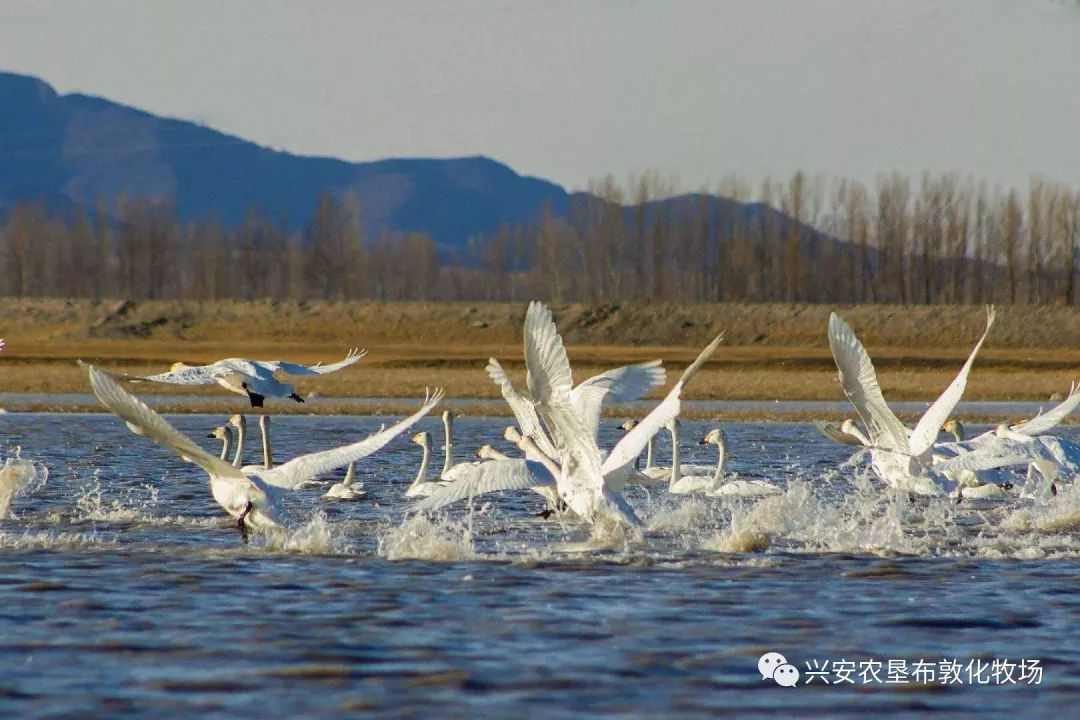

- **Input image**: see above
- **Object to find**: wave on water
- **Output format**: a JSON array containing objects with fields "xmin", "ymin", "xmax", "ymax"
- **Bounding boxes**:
[{"xmin": 0, "ymin": 447, "xmax": 49, "ymax": 520}]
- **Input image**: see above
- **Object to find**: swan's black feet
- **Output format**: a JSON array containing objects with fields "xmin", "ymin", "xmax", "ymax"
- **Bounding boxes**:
[
  {"xmin": 535, "ymin": 508, "xmax": 555, "ymax": 519},
  {"xmin": 1051, "ymin": 483, "xmax": 1058, "ymax": 497},
  {"xmin": 290, "ymin": 393, "xmax": 305, "ymax": 403},
  {"xmin": 237, "ymin": 500, "xmax": 253, "ymax": 544},
  {"xmin": 955, "ymin": 488, "xmax": 963, "ymax": 505}
]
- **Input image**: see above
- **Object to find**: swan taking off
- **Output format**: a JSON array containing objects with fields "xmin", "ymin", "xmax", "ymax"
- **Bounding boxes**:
[
  {"xmin": 416, "ymin": 301, "xmax": 724, "ymax": 529},
  {"xmin": 86, "ymin": 362, "xmax": 441, "ymax": 540},
  {"xmin": 125, "ymin": 348, "xmax": 367, "ymax": 407},
  {"xmin": 828, "ymin": 306, "xmax": 996, "ymax": 496}
]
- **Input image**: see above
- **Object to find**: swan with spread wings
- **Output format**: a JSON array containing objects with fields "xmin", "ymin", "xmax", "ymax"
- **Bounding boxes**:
[{"xmin": 126, "ymin": 348, "xmax": 366, "ymax": 407}]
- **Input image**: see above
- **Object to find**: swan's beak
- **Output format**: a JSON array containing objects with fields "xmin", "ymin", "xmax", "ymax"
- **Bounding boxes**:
[{"xmin": 698, "ymin": 438, "xmax": 708, "ymax": 444}]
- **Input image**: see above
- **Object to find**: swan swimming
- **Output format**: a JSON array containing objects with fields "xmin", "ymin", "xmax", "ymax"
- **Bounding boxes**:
[
  {"xmin": 665, "ymin": 419, "xmax": 716, "ymax": 494},
  {"xmin": 404, "ymin": 431, "xmax": 452, "ymax": 498},
  {"xmin": 323, "ymin": 463, "xmax": 368, "ymax": 501},
  {"xmin": 699, "ymin": 428, "xmax": 784, "ymax": 497},
  {"xmin": 827, "ymin": 307, "xmax": 996, "ymax": 496},
  {"xmin": 125, "ymin": 348, "xmax": 366, "ymax": 407}
]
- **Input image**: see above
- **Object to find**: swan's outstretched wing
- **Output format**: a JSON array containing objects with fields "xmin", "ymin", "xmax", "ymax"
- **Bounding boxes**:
[
  {"xmin": 571, "ymin": 360, "xmax": 666, "ymax": 439},
  {"xmin": 908, "ymin": 306, "xmax": 995, "ymax": 458},
  {"xmin": 485, "ymin": 357, "xmax": 557, "ymax": 458},
  {"xmin": 257, "ymin": 348, "xmax": 367, "ymax": 376},
  {"xmin": 125, "ymin": 365, "xmax": 219, "ymax": 386},
  {"xmin": 522, "ymin": 302, "xmax": 606, "ymax": 474},
  {"xmin": 602, "ymin": 332, "xmax": 724, "ymax": 477},
  {"xmin": 935, "ymin": 441, "xmax": 1040, "ymax": 474},
  {"xmin": 256, "ymin": 388, "xmax": 444, "ymax": 489},
  {"xmin": 413, "ymin": 459, "xmax": 556, "ymax": 512},
  {"xmin": 812, "ymin": 420, "xmax": 866, "ymax": 446},
  {"xmin": 84, "ymin": 363, "xmax": 248, "ymax": 483},
  {"xmin": 1012, "ymin": 381, "xmax": 1080, "ymax": 437},
  {"xmin": 828, "ymin": 313, "xmax": 910, "ymax": 453}
]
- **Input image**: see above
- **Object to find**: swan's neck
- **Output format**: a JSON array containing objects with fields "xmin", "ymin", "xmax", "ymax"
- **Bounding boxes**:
[
  {"xmin": 411, "ymin": 441, "xmax": 431, "ymax": 488},
  {"xmin": 949, "ymin": 423, "xmax": 964, "ymax": 443},
  {"xmin": 232, "ymin": 420, "xmax": 245, "ymax": 468},
  {"xmin": 645, "ymin": 435, "xmax": 655, "ymax": 469},
  {"xmin": 442, "ymin": 416, "xmax": 454, "ymax": 476},
  {"xmin": 668, "ymin": 425, "xmax": 681, "ymax": 487},
  {"xmin": 712, "ymin": 440, "xmax": 727, "ymax": 483},
  {"xmin": 343, "ymin": 462, "xmax": 356, "ymax": 488},
  {"xmin": 260, "ymin": 416, "xmax": 272, "ymax": 469},
  {"xmin": 530, "ymin": 444, "xmax": 562, "ymax": 480},
  {"xmin": 217, "ymin": 427, "xmax": 233, "ymax": 461}
]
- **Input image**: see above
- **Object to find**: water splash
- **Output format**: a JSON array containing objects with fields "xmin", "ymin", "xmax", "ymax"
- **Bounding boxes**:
[
  {"xmin": 0, "ymin": 448, "xmax": 48, "ymax": 520},
  {"xmin": 378, "ymin": 513, "xmax": 475, "ymax": 561}
]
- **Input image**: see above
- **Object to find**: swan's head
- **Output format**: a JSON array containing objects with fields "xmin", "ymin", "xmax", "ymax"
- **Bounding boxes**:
[
  {"xmin": 942, "ymin": 418, "xmax": 964, "ymax": 440},
  {"xmin": 442, "ymin": 410, "xmax": 455, "ymax": 426},
  {"xmin": 208, "ymin": 425, "xmax": 231, "ymax": 441},
  {"xmin": 618, "ymin": 419, "xmax": 639, "ymax": 432},
  {"xmin": 503, "ymin": 426, "xmax": 523, "ymax": 443},
  {"xmin": 411, "ymin": 431, "xmax": 432, "ymax": 447},
  {"xmin": 170, "ymin": 362, "xmax": 190, "ymax": 372},
  {"xmin": 993, "ymin": 423, "xmax": 1011, "ymax": 437},
  {"xmin": 228, "ymin": 413, "xmax": 246, "ymax": 429},
  {"xmin": 700, "ymin": 428, "xmax": 727, "ymax": 446},
  {"xmin": 475, "ymin": 444, "xmax": 499, "ymax": 460},
  {"xmin": 663, "ymin": 417, "xmax": 681, "ymax": 432}
]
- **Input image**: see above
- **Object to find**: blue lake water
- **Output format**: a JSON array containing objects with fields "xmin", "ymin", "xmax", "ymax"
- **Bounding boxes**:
[{"xmin": 1, "ymin": 413, "xmax": 1078, "ymax": 718}]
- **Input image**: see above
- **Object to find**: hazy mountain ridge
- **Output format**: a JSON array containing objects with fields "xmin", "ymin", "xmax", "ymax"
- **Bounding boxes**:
[{"xmin": 0, "ymin": 71, "xmax": 573, "ymax": 247}]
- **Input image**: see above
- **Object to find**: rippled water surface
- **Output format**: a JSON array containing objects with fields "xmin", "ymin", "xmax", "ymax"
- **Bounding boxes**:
[{"xmin": 1, "ymin": 413, "xmax": 1078, "ymax": 718}]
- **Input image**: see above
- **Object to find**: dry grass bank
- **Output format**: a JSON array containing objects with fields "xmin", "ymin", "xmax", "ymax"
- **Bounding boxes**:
[{"xmin": 0, "ymin": 299, "xmax": 1077, "ymax": 412}]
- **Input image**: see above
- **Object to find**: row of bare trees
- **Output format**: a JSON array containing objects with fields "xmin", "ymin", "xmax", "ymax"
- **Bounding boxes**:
[{"xmin": 1, "ymin": 172, "xmax": 1078, "ymax": 304}]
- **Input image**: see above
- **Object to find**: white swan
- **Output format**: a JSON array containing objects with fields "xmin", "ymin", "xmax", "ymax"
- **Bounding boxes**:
[
  {"xmin": 485, "ymin": 355, "xmax": 666, "ymax": 461},
  {"xmin": 828, "ymin": 307, "xmax": 996, "ymax": 495},
  {"xmin": 85, "ymin": 362, "xmax": 284, "ymax": 541},
  {"xmin": 88, "ymin": 363, "xmax": 441, "ymax": 537},
  {"xmin": 699, "ymin": 428, "xmax": 783, "ymax": 497},
  {"xmin": 665, "ymin": 418, "xmax": 714, "ymax": 494},
  {"xmin": 404, "ymin": 431, "xmax": 452, "ymax": 498},
  {"xmin": 417, "ymin": 301, "xmax": 724, "ymax": 527},
  {"xmin": 937, "ymin": 422, "xmax": 1080, "ymax": 493},
  {"xmin": 323, "ymin": 462, "xmax": 368, "ymax": 501},
  {"xmin": 208, "ymin": 424, "xmax": 236, "ymax": 462},
  {"xmin": 125, "ymin": 348, "xmax": 366, "ymax": 407},
  {"xmin": 620, "ymin": 418, "xmax": 711, "ymax": 483},
  {"xmin": 228, "ymin": 414, "xmax": 274, "ymax": 472},
  {"xmin": 813, "ymin": 419, "xmax": 871, "ymax": 446}
]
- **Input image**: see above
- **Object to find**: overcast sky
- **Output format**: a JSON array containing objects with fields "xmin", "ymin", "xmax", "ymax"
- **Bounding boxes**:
[{"xmin": 2, "ymin": 0, "xmax": 1078, "ymax": 193}]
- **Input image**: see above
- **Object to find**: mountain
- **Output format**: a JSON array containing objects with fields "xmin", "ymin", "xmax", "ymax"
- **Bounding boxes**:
[
  {"xmin": 0, "ymin": 71, "xmax": 570, "ymax": 248},
  {"xmin": 0, "ymin": 70, "xmax": 826, "ymax": 254}
]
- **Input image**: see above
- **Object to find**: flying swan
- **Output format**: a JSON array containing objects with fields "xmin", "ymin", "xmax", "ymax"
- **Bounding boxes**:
[{"xmin": 125, "ymin": 348, "xmax": 367, "ymax": 407}]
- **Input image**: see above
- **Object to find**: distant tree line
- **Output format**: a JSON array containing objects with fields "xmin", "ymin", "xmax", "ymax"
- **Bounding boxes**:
[{"xmin": 1, "ymin": 171, "xmax": 1078, "ymax": 305}]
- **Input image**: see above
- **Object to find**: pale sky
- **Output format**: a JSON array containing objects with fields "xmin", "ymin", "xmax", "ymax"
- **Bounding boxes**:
[{"xmin": 2, "ymin": 0, "xmax": 1079, "ymax": 193}]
